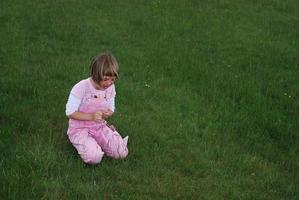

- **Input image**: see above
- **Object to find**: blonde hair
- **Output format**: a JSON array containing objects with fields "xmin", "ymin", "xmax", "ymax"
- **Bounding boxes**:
[{"xmin": 90, "ymin": 53, "xmax": 119, "ymax": 82}]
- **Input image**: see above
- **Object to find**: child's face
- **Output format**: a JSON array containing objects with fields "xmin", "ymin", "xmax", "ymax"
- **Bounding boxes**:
[{"xmin": 98, "ymin": 76, "xmax": 116, "ymax": 89}]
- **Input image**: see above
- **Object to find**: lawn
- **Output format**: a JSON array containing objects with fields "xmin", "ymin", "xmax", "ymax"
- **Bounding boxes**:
[{"xmin": 1, "ymin": 0, "xmax": 299, "ymax": 199}]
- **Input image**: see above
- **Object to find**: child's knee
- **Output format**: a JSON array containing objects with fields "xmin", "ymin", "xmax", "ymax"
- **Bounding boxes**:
[
  {"xmin": 82, "ymin": 147, "xmax": 104, "ymax": 164},
  {"xmin": 103, "ymin": 135, "xmax": 129, "ymax": 159},
  {"xmin": 112, "ymin": 147, "xmax": 128, "ymax": 159},
  {"xmin": 118, "ymin": 149, "xmax": 128, "ymax": 159},
  {"xmin": 118, "ymin": 137, "xmax": 128, "ymax": 159}
]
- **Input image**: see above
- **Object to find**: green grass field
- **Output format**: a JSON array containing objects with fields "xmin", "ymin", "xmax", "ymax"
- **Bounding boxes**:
[{"xmin": 1, "ymin": 0, "xmax": 299, "ymax": 199}]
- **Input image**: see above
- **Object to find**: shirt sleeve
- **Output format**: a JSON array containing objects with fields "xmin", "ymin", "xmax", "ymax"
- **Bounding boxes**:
[
  {"xmin": 107, "ymin": 84, "xmax": 116, "ymax": 112},
  {"xmin": 65, "ymin": 93, "xmax": 82, "ymax": 116},
  {"xmin": 70, "ymin": 80, "xmax": 86, "ymax": 98},
  {"xmin": 65, "ymin": 81, "xmax": 86, "ymax": 116},
  {"xmin": 107, "ymin": 96, "xmax": 115, "ymax": 112}
]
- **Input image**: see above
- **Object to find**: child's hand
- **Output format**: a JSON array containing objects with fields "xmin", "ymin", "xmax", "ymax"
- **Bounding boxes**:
[
  {"xmin": 102, "ymin": 109, "xmax": 113, "ymax": 119},
  {"xmin": 93, "ymin": 111, "xmax": 103, "ymax": 123}
]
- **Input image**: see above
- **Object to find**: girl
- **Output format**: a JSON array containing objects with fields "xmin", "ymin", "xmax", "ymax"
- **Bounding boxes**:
[{"xmin": 66, "ymin": 53, "xmax": 128, "ymax": 164}]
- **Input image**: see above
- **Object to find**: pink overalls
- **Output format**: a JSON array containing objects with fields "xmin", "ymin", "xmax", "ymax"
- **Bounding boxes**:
[{"xmin": 67, "ymin": 82, "xmax": 128, "ymax": 164}]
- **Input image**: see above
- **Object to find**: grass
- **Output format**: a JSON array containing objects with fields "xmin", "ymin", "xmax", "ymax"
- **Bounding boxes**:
[{"xmin": 1, "ymin": 0, "xmax": 299, "ymax": 199}]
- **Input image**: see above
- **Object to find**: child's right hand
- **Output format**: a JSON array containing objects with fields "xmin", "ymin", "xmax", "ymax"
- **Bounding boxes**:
[{"xmin": 93, "ymin": 111, "xmax": 103, "ymax": 123}]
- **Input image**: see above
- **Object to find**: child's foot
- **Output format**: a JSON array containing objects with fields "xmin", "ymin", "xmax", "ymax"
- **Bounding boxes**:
[{"xmin": 123, "ymin": 136, "xmax": 129, "ymax": 146}]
